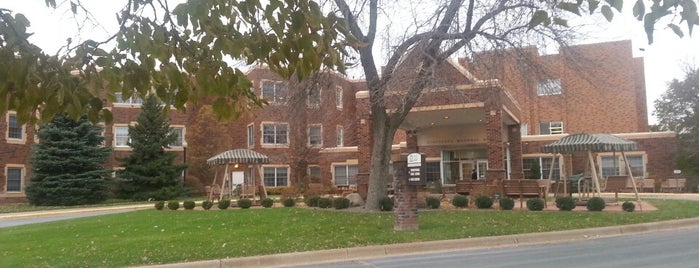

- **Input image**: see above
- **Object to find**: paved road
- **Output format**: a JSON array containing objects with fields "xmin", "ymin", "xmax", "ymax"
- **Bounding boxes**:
[
  {"xmin": 292, "ymin": 226, "xmax": 699, "ymax": 268},
  {"xmin": 0, "ymin": 204, "xmax": 151, "ymax": 229}
]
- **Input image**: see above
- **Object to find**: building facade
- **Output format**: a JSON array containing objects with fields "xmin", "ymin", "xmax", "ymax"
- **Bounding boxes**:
[{"xmin": 0, "ymin": 40, "xmax": 677, "ymax": 201}]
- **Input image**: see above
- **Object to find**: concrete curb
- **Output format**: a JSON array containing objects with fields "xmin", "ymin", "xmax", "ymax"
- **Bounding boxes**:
[{"xmin": 138, "ymin": 216, "xmax": 699, "ymax": 268}]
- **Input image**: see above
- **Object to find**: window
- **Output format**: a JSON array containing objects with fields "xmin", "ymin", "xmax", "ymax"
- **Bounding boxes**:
[
  {"xmin": 261, "ymin": 81, "xmax": 286, "ymax": 104},
  {"xmin": 601, "ymin": 155, "xmax": 645, "ymax": 178},
  {"xmin": 425, "ymin": 162, "xmax": 441, "ymax": 183},
  {"xmin": 114, "ymin": 92, "xmax": 144, "ymax": 104},
  {"xmin": 539, "ymin": 121, "xmax": 563, "ymax": 135},
  {"xmin": 307, "ymin": 85, "xmax": 320, "ymax": 107},
  {"xmin": 114, "ymin": 126, "xmax": 130, "ymax": 147},
  {"xmin": 263, "ymin": 166, "xmax": 288, "ymax": 187},
  {"xmin": 308, "ymin": 166, "xmax": 321, "ymax": 181},
  {"xmin": 520, "ymin": 123, "xmax": 528, "ymax": 136},
  {"xmin": 6, "ymin": 166, "xmax": 23, "ymax": 192},
  {"xmin": 333, "ymin": 165, "xmax": 358, "ymax": 186},
  {"xmin": 308, "ymin": 125, "xmax": 322, "ymax": 147},
  {"xmin": 170, "ymin": 127, "xmax": 184, "ymax": 147},
  {"xmin": 523, "ymin": 157, "xmax": 561, "ymax": 180},
  {"xmin": 335, "ymin": 87, "xmax": 343, "ymax": 109},
  {"xmin": 247, "ymin": 124, "xmax": 254, "ymax": 147},
  {"xmin": 262, "ymin": 123, "xmax": 288, "ymax": 145},
  {"xmin": 7, "ymin": 112, "xmax": 24, "ymax": 141},
  {"xmin": 537, "ymin": 79, "xmax": 562, "ymax": 96},
  {"xmin": 336, "ymin": 126, "xmax": 344, "ymax": 147}
]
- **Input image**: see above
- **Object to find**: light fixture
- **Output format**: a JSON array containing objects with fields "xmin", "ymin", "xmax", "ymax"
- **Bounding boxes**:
[
  {"xmin": 443, "ymin": 115, "xmax": 450, "ymax": 119},
  {"xmin": 234, "ymin": 164, "xmax": 239, "ymax": 168}
]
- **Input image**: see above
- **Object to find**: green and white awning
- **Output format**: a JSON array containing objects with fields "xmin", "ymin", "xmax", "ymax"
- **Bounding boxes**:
[
  {"xmin": 207, "ymin": 149, "xmax": 270, "ymax": 165},
  {"xmin": 541, "ymin": 133, "xmax": 637, "ymax": 154}
]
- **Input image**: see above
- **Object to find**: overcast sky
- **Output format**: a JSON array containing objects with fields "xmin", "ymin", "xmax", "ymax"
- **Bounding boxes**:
[{"xmin": 2, "ymin": 1, "xmax": 697, "ymax": 125}]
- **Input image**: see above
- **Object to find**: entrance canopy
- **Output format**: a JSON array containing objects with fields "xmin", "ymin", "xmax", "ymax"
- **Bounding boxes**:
[
  {"xmin": 541, "ymin": 133, "xmax": 637, "ymax": 154},
  {"xmin": 207, "ymin": 149, "xmax": 270, "ymax": 165}
]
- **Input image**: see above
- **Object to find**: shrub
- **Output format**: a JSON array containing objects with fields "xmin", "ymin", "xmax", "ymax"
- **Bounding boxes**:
[
  {"xmin": 379, "ymin": 197, "xmax": 394, "ymax": 211},
  {"xmin": 475, "ymin": 195, "xmax": 493, "ymax": 209},
  {"xmin": 425, "ymin": 196, "xmax": 441, "ymax": 209},
  {"xmin": 499, "ymin": 198, "xmax": 515, "ymax": 210},
  {"xmin": 201, "ymin": 200, "xmax": 213, "ymax": 210},
  {"xmin": 334, "ymin": 198, "xmax": 351, "ymax": 209},
  {"xmin": 526, "ymin": 198, "xmax": 545, "ymax": 211},
  {"xmin": 282, "ymin": 198, "xmax": 296, "ymax": 207},
  {"xmin": 452, "ymin": 195, "xmax": 468, "ymax": 208},
  {"xmin": 261, "ymin": 198, "xmax": 274, "ymax": 208},
  {"xmin": 183, "ymin": 200, "xmax": 196, "ymax": 210},
  {"xmin": 622, "ymin": 201, "xmax": 636, "ymax": 212},
  {"xmin": 238, "ymin": 198, "xmax": 253, "ymax": 209},
  {"xmin": 555, "ymin": 196, "xmax": 576, "ymax": 211},
  {"xmin": 217, "ymin": 199, "xmax": 231, "ymax": 210},
  {"xmin": 586, "ymin": 197, "xmax": 606, "ymax": 211},
  {"xmin": 317, "ymin": 197, "xmax": 333, "ymax": 208},
  {"xmin": 167, "ymin": 200, "xmax": 180, "ymax": 210},
  {"xmin": 154, "ymin": 201, "xmax": 165, "ymax": 210},
  {"xmin": 305, "ymin": 196, "xmax": 320, "ymax": 207}
]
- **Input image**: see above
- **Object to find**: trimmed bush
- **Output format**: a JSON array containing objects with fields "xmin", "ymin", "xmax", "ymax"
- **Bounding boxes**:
[
  {"xmin": 154, "ymin": 201, "xmax": 165, "ymax": 210},
  {"xmin": 586, "ymin": 197, "xmax": 606, "ymax": 211},
  {"xmin": 282, "ymin": 198, "xmax": 296, "ymax": 207},
  {"xmin": 425, "ymin": 196, "xmax": 441, "ymax": 209},
  {"xmin": 167, "ymin": 200, "xmax": 180, "ymax": 210},
  {"xmin": 317, "ymin": 197, "xmax": 333, "ymax": 208},
  {"xmin": 379, "ymin": 197, "xmax": 394, "ymax": 211},
  {"xmin": 238, "ymin": 198, "xmax": 253, "ymax": 209},
  {"xmin": 305, "ymin": 196, "xmax": 321, "ymax": 207},
  {"xmin": 201, "ymin": 200, "xmax": 213, "ymax": 210},
  {"xmin": 622, "ymin": 201, "xmax": 636, "ymax": 212},
  {"xmin": 334, "ymin": 198, "xmax": 351, "ymax": 209},
  {"xmin": 452, "ymin": 195, "xmax": 468, "ymax": 208},
  {"xmin": 183, "ymin": 200, "xmax": 196, "ymax": 210},
  {"xmin": 475, "ymin": 195, "xmax": 493, "ymax": 209},
  {"xmin": 499, "ymin": 198, "xmax": 515, "ymax": 210},
  {"xmin": 555, "ymin": 196, "xmax": 576, "ymax": 211},
  {"xmin": 526, "ymin": 198, "xmax": 545, "ymax": 211},
  {"xmin": 217, "ymin": 199, "xmax": 231, "ymax": 210},
  {"xmin": 261, "ymin": 198, "xmax": 274, "ymax": 208}
]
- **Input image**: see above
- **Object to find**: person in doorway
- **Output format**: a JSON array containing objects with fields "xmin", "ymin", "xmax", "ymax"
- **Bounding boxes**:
[{"xmin": 471, "ymin": 169, "xmax": 478, "ymax": 180}]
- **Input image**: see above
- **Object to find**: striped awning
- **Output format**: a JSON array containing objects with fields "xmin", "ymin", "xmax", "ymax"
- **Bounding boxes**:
[
  {"xmin": 541, "ymin": 133, "xmax": 637, "ymax": 154},
  {"xmin": 206, "ymin": 149, "xmax": 270, "ymax": 165}
]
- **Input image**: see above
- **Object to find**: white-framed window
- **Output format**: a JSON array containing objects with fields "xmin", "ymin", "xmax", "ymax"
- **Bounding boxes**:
[
  {"xmin": 520, "ymin": 123, "xmax": 529, "ymax": 136},
  {"xmin": 5, "ymin": 165, "xmax": 24, "ymax": 192},
  {"xmin": 537, "ymin": 79, "xmax": 562, "ymax": 96},
  {"xmin": 263, "ymin": 166, "xmax": 289, "ymax": 187},
  {"xmin": 333, "ymin": 164, "xmax": 358, "ymax": 186},
  {"xmin": 600, "ymin": 154, "xmax": 646, "ymax": 178},
  {"xmin": 262, "ymin": 122, "xmax": 288, "ymax": 146},
  {"xmin": 114, "ymin": 92, "xmax": 144, "ymax": 105},
  {"xmin": 261, "ymin": 81, "xmax": 287, "ymax": 104},
  {"xmin": 539, "ymin": 121, "xmax": 563, "ymax": 135},
  {"xmin": 247, "ymin": 123, "xmax": 255, "ymax": 147},
  {"xmin": 335, "ymin": 87, "xmax": 343, "ymax": 109},
  {"xmin": 308, "ymin": 165, "xmax": 321, "ymax": 182},
  {"xmin": 170, "ymin": 126, "xmax": 184, "ymax": 147},
  {"xmin": 114, "ymin": 126, "xmax": 130, "ymax": 147},
  {"xmin": 523, "ymin": 156, "xmax": 561, "ymax": 180},
  {"xmin": 6, "ymin": 112, "xmax": 25, "ymax": 142},
  {"xmin": 308, "ymin": 125, "xmax": 322, "ymax": 147},
  {"xmin": 336, "ymin": 125, "xmax": 344, "ymax": 147},
  {"xmin": 307, "ymin": 85, "xmax": 320, "ymax": 107}
]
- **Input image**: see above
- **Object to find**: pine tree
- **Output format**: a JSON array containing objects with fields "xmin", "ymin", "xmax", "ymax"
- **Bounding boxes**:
[
  {"xmin": 25, "ymin": 114, "xmax": 112, "ymax": 206},
  {"xmin": 117, "ymin": 95, "xmax": 186, "ymax": 200}
]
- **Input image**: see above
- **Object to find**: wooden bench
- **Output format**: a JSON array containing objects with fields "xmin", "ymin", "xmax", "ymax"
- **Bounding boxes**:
[
  {"xmin": 661, "ymin": 178, "xmax": 686, "ymax": 193},
  {"xmin": 603, "ymin": 176, "xmax": 628, "ymax": 202},
  {"xmin": 502, "ymin": 179, "xmax": 549, "ymax": 208}
]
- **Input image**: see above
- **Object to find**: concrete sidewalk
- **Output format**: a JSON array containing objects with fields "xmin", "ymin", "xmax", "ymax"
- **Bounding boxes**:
[{"xmin": 0, "ymin": 203, "xmax": 152, "ymax": 221}]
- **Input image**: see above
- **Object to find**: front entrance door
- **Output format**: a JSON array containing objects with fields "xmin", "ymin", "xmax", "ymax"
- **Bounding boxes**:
[
  {"xmin": 460, "ymin": 160, "xmax": 488, "ymax": 180},
  {"xmin": 460, "ymin": 161, "xmax": 475, "ymax": 180}
]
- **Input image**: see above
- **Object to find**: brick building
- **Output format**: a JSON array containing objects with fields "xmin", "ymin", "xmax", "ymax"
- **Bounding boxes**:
[{"xmin": 0, "ymin": 40, "xmax": 677, "ymax": 201}]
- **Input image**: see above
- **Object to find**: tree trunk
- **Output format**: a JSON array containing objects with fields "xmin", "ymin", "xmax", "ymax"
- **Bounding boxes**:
[{"xmin": 364, "ymin": 110, "xmax": 398, "ymax": 210}]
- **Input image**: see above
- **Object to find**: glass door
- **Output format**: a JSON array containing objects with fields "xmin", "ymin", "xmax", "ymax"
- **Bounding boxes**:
[{"xmin": 460, "ymin": 161, "xmax": 475, "ymax": 180}]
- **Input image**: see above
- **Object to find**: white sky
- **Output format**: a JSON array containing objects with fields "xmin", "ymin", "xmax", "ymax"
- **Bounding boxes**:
[{"xmin": 2, "ymin": 1, "xmax": 697, "ymax": 125}]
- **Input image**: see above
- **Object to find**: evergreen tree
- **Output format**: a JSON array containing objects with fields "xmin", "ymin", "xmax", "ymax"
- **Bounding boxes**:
[
  {"xmin": 26, "ymin": 114, "xmax": 112, "ymax": 206},
  {"xmin": 117, "ymin": 95, "xmax": 186, "ymax": 200}
]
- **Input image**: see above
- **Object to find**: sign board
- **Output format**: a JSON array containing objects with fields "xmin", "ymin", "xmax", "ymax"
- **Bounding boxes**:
[{"xmin": 406, "ymin": 153, "xmax": 424, "ymax": 185}]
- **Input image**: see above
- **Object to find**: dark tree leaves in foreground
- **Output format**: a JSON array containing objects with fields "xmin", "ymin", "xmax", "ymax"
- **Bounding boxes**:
[
  {"xmin": 26, "ymin": 114, "xmax": 112, "ymax": 206},
  {"xmin": 117, "ymin": 95, "xmax": 186, "ymax": 200}
]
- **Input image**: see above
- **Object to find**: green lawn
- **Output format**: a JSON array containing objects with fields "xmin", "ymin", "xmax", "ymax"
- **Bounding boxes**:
[{"xmin": 1, "ymin": 199, "xmax": 699, "ymax": 267}]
